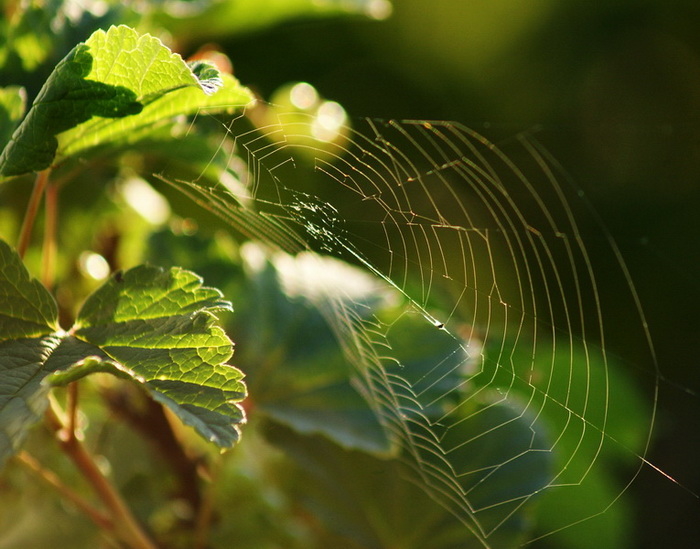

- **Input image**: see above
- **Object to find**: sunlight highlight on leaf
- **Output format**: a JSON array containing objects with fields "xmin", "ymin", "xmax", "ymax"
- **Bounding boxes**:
[{"xmin": 0, "ymin": 25, "xmax": 254, "ymax": 178}]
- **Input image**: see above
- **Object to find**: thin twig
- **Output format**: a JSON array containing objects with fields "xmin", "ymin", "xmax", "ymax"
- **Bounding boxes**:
[
  {"xmin": 15, "ymin": 450, "xmax": 113, "ymax": 530},
  {"xmin": 193, "ymin": 455, "xmax": 223, "ymax": 549},
  {"xmin": 17, "ymin": 169, "xmax": 50, "ymax": 258},
  {"xmin": 46, "ymin": 399, "xmax": 159, "ymax": 549}
]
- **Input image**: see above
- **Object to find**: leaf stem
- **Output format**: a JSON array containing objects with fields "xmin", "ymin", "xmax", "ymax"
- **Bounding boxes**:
[
  {"xmin": 17, "ymin": 168, "xmax": 51, "ymax": 259},
  {"xmin": 15, "ymin": 450, "xmax": 113, "ymax": 530},
  {"xmin": 66, "ymin": 382, "xmax": 79, "ymax": 437},
  {"xmin": 45, "ymin": 399, "xmax": 159, "ymax": 549}
]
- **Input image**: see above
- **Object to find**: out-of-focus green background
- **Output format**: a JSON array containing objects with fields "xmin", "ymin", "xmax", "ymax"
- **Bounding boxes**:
[{"xmin": 210, "ymin": 1, "xmax": 699, "ymax": 547}]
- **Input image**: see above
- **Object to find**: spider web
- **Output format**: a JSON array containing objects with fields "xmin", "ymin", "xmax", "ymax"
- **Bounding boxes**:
[{"xmin": 158, "ymin": 108, "xmax": 668, "ymax": 547}]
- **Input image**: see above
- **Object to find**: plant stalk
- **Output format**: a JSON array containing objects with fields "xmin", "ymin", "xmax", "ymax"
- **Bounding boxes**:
[
  {"xmin": 16, "ymin": 450, "xmax": 113, "ymax": 530},
  {"xmin": 17, "ymin": 169, "xmax": 51, "ymax": 258},
  {"xmin": 41, "ymin": 180, "xmax": 59, "ymax": 288},
  {"xmin": 193, "ymin": 455, "xmax": 223, "ymax": 549},
  {"xmin": 45, "ymin": 400, "xmax": 159, "ymax": 549}
]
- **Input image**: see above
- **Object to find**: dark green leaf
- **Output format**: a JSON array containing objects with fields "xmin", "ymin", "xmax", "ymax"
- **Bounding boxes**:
[
  {"xmin": 0, "ymin": 240, "xmax": 58, "ymax": 338},
  {"xmin": 533, "ymin": 466, "xmax": 634, "ymax": 549},
  {"xmin": 470, "ymin": 337, "xmax": 646, "ymax": 545},
  {"xmin": 0, "ymin": 335, "xmax": 61, "ymax": 466},
  {"xmin": 265, "ymin": 418, "xmax": 541, "ymax": 549},
  {"xmin": 187, "ymin": 60, "xmax": 224, "ymax": 95},
  {"xmin": 418, "ymin": 393, "xmax": 553, "ymax": 544},
  {"xmin": 0, "ymin": 239, "xmax": 61, "ymax": 465}
]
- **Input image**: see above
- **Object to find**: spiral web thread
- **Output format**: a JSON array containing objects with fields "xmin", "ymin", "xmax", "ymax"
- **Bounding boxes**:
[{"xmin": 161, "ymin": 112, "xmax": 661, "ymax": 547}]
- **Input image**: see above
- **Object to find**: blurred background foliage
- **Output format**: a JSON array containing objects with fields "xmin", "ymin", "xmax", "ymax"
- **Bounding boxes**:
[{"xmin": 1, "ymin": 0, "xmax": 699, "ymax": 547}]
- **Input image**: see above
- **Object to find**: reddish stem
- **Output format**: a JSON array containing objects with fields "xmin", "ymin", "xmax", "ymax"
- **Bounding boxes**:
[
  {"xmin": 17, "ymin": 169, "xmax": 51, "ymax": 258},
  {"xmin": 45, "ymin": 402, "xmax": 159, "ymax": 549},
  {"xmin": 42, "ymin": 181, "xmax": 59, "ymax": 288},
  {"xmin": 16, "ymin": 450, "xmax": 113, "ymax": 530}
]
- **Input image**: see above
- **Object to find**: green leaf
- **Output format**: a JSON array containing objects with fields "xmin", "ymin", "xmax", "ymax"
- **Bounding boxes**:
[
  {"xmin": 0, "ymin": 240, "xmax": 59, "ymax": 338},
  {"xmin": 64, "ymin": 70, "xmax": 252, "ymax": 159},
  {"xmin": 473, "ymin": 337, "xmax": 648, "ymax": 544},
  {"xmin": 0, "ymin": 25, "xmax": 254, "ymax": 178},
  {"xmin": 478, "ymin": 337, "xmax": 650, "ymax": 488},
  {"xmin": 146, "ymin": 231, "xmax": 395, "ymax": 454},
  {"xmin": 265, "ymin": 419, "xmax": 539, "ymax": 549},
  {"xmin": 0, "ymin": 238, "xmax": 246, "ymax": 468},
  {"xmin": 533, "ymin": 466, "xmax": 634, "ymax": 549},
  {"xmin": 0, "ymin": 33, "xmax": 142, "ymax": 177},
  {"xmin": 72, "ymin": 264, "xmax": 246, "ymax": 447},
  {"xmin": 0, "ymin": 336, "xmax": 61, "ymax": 466},
  {"xmin": 0, "ymin": 239, "xmax": 60, "ymax": 465},
  {"xmin": 417, "ymin": 393, "xmax": 553, "ymax": 546}
]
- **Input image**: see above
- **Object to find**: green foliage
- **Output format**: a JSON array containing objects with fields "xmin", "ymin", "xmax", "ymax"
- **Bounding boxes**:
[
  {"xmin": 143, "ymin": 230, "xmax": 554, "ymax": 548},
  {"xmin": 0, "ymin": 24, "xmax": 253, "ymax": 177},
  {"xmin": 266, "ymin": 423, "xmax": 481, "ymax": 549},
  {"xmin": 71, "ymin": 264, "xmax": 246, "ymax": 447},
  {"xmin": 0, "ymin": 0, "xmax": 62, "ymax": 72},
  {"xmin": 146, "ymin": 230, "xmax": 429, "ymax": 455},
  {"xmin": 0, "ymin": 239, "xmax": 245, "ymax": 467},
  {"xmin": 0, "ymin": 239, "xmax": 59, "ymax": 464}
]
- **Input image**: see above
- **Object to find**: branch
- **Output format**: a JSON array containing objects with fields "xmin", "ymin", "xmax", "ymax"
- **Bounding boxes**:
[
  {"xmin": 41, "ymin": 180, "xmax": 59, "ymax": 289},
  {"xmin": 15, "ymin": 450, "xmax": 113, "ymax": 530},
  {"xmin": 17, "ymin": 169, "xmax": 50, "ymax": 258},
  {"xmin": 45, "ymin": 397, "xmax": 159, "ymax": 549}
]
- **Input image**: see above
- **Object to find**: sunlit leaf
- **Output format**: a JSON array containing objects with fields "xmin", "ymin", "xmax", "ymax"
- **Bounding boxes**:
[
  {"xmin": 0, "ymin": 240, "xmax": 58, "ymax": 338},
  {"xmin": 145, "ymin": 231, "xmax": 397, "ymax": 453},
  {"xmin": 0, "ymin": 25, "xmax": 253, "ymax": 178},
  {"xmin": 72, "ymin": 264, "xmax": 246, "ymax": 447},
  {"xmin": 0, "ymin": 238, "xmax": 246, "ymax": 468}
]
